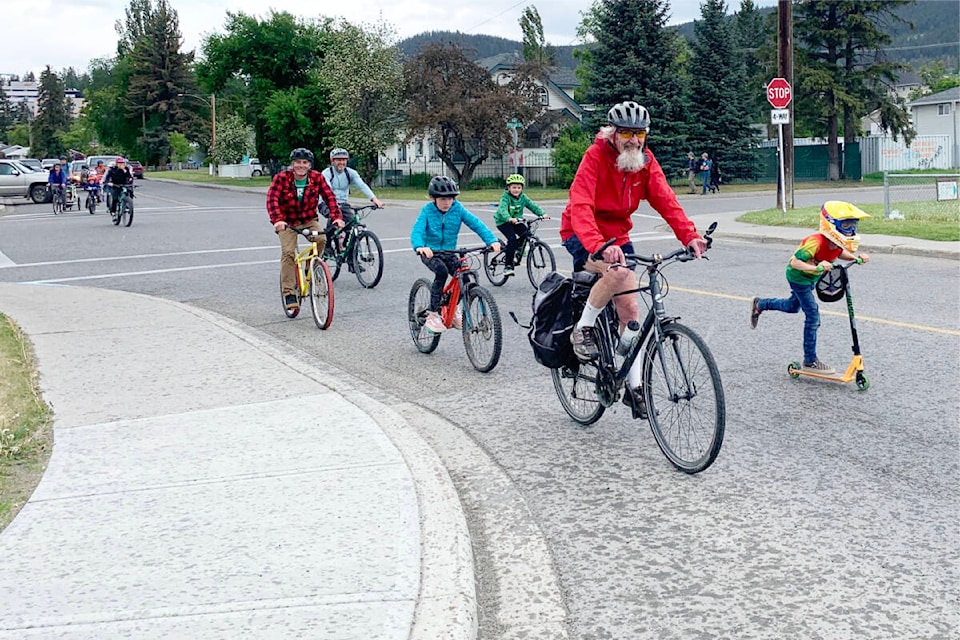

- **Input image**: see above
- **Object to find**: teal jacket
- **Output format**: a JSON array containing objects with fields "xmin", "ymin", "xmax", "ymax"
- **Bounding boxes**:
[
  {"xmin": 411, "ymin": 200, "xmax": 497, "ymax": 251},
  {"xmin": 494, "ymin": 190, "xmax": 544, "ymax": 225}
]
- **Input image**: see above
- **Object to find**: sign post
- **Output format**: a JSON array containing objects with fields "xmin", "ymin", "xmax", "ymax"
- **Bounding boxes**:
[
  {"xmin": 767, "ymin": 78, "xmax": 792, "ymax": 214},
  {"xmin": 507, "ymin": 120, "xmax": 524, "ymax": 173}
]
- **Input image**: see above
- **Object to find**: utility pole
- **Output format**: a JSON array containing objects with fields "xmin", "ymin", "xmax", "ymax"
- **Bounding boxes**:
[{"xmin": 778, "ymin": 0, "xmax": 794, "ymax": 209}]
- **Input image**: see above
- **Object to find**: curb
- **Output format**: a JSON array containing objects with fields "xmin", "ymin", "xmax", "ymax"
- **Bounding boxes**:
[{"xmin": 715, "ymin": 231, "xmax": 960, "ymax": 260}]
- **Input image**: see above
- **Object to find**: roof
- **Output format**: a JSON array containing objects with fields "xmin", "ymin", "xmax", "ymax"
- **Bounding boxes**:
[{"xmin": 908, "ymin": 86, "xmax": 960, "ymax": 107}]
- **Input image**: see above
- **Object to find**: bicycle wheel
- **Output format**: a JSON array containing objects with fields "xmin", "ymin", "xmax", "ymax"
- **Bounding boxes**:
[
  {"xmin": 642, "ymin": 323, "xmax": 725, "ymax": 474},
  {"xmin": 51, "ymin": 192, "xmax": 60, "ymax": 214},
  {"xmin": 86, "ymin": 194, "xmax": 96, "ymax": 214},
  {"xmin": 408, "ymin": 278, "xmax": 440, "ymax": 354},
  {"xmin": 526, "ymin": 240, "xmax": 556, "ymax": 288},
  {"xmin": 281, "ymin": 273, "xmax": 301, "ymax": 319},
  {"xmin": 461, "ymin": 285, "xmax": 502, "ymax": 373},
  {"xmin": 322, "ymin": 235, "xmax": 342, "ymax": 281},
  {"xmin": 308, "ymin": 258, "xmax": 334, "ymax": 330},
  {"xmin": 551, "ymin": 362, "xmax": 605, "ymax": 425},
  {"xmin": 352, "ymin": 230, "xmax": 383, "ymax": 289},
  {"xmin": 121, "ymin": 200, "xmax": 134, "ymax": 227},
  {"xmin": 483, "ymin": 248, "xmax": 509, "ymax": 286}
]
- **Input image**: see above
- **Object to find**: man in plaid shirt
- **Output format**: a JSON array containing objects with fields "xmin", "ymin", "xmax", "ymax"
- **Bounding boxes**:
[{"xmin": 267, "ymin": 148, "xmax": 345, "ymax": 312}]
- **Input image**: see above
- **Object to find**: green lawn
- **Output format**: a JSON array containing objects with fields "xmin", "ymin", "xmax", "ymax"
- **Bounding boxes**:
[{"xmin": 739, "ymin": 202, "xmax": 960, "ymax": 242}]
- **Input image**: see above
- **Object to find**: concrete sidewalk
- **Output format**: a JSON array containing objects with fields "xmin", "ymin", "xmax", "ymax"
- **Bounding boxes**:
[{"xmin": 0, "ymin": 284, "xmax": 475, "ymax": 640}]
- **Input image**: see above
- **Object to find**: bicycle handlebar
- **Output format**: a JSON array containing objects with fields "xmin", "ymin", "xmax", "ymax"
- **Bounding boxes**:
[
  {"xmin": 431, "ymin": 246, "xmax": 493, "ymax": 257},
  {"xmin": 590, "ymin": 221, "xmax": 718, "ymax": 266}
]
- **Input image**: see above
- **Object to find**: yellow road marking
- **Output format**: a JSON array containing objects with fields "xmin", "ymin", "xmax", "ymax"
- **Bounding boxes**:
[{"xmin": 672, "ymin": 286, "xmax": 960, "ymax": 336}]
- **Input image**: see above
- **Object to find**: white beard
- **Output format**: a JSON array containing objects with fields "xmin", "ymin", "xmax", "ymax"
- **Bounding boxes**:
[{"xmin": 616, "ymin": 146, "xmax": 647, "ymax": 172}]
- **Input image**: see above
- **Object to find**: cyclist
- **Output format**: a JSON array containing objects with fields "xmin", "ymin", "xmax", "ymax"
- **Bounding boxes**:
[
  {"xmin": 411, "ymin": 176, "xmax": 500, "ymax": 334},
  {"xmin": 319, "ymin": 148, "xmax": 384, "ymax": 224},
  {"xmin": 751, "ymin": 201, "xmax": 870, "ymax": 374},
  {"xmin": 494, "ymin": 173, "xmax": 548, "ymax": 276},
  {"xmin": 267, "ymin": 148, "xmax": 345, "ymax": 313},
  {"xmin": 103, "ymin": 158, "xmax": 134, "ymax": 218},
  {"xmin": 560, "ymin": 100, "xmax": 706, "ymax": 419},
  {"xmin": 47, "ymin": 163, "xmax": 68, "ymax": 206}
]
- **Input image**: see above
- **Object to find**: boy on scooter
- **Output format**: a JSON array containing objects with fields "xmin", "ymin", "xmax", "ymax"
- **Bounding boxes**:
[{"xmin": 750, "ymin": 201, "xmax": 870, "ymax": 374}]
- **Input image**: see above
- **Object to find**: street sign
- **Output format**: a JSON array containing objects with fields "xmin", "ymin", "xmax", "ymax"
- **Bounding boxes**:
[
  {"xmin": 771, "ymin": 109, "xmax": 790, "ymax": 124},
  {"xmin": 767, "ymin": 78, "xmax": 792, "ymax": 109}
]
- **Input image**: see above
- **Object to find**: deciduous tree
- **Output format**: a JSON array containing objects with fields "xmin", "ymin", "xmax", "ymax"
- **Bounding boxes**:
[{"xmin": 520, "ymin": 6, "xmax": 556, "ymax": 66}]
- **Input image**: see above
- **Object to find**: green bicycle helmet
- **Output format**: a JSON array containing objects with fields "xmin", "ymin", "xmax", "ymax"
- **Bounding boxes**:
[
  {"xmin": 506, "ymin": 173, "xmax": 525, "ymax": 186},
  {"xmin": 428, "ymin": 175, "xmax": 460, "ymax": 197}
]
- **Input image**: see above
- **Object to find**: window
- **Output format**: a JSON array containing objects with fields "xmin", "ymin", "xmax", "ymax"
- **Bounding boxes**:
[
  {"xmin": 0, "ymin": 163, "xmax": 13, "ymax": 175},
  {"xmin": 415, "ymin": 139, "xmax": 423, "ymax": 157},
  {"xmin": 397, "ymin": 143, "xmax": 407, "ymax": 163},
  {"xmin": 537, "ymin": 87, "xmax": 549, "ymax": 106},
  {"xmin": 938, "ymin": 103, "xmax": 951, "ymax": 116}
]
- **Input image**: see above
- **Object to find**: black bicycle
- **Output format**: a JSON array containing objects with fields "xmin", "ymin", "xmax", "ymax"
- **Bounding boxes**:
[
  {"xmin": 552, "ymin": 223, "xmax": 724, "ymax": 474},
  {"xmin": 483, "ymin": 214, "xmax": 556, "ymax": 288},
  {"xmin": 322, "ymin": 204, "xmax": 384, "ymax": 288}
]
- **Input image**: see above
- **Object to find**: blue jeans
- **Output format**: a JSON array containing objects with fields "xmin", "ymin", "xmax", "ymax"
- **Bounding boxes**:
[{"xmin": 758, "ymin": 281, "xmax": 820, "ymax": 364}]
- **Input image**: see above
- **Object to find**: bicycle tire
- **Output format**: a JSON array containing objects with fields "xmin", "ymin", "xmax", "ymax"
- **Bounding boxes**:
[
  {"xmin": 526, "ymin": 240, "xmax": 556, "ymax": 288},
  {"xmin": 122, "ymin": 200, "xmax": 134, "ymax": 227},
  {"xmin": 309, "ymin": 258, "xmax": 334, "ymax": 329},
  {"xmin": 352, "ymin": 230, "xmax": 383, "ymax": 288},
  {"xmin": 461, "ymin": 285, "xmax": 502, "ymax": 373},
  {"xmin": 51, "ymin": 192, "xmax": 61, "ymax": 215},
  {"xmin": 86, "ymin": 194, "xmax": 96, "ymax": 214},
  {"xmin": 551, "ymin": 362, "xmax": 605, "ymax": 425},
  {"xmin": 281, "ymin": 273, "xmax": 301, "ymax": 319},
  {"xmin": 642, "ymin": 323, "xmax": 725, "ymax": 474},
  {"xmin": 323, "ymin": 235, "xmax": 343, "ymax": 281},
  {"xmin": 408, "ymin": 278, "xmax": 440, "ymax": 354},
  {"xmin": 483, "ymin": 248, "xmax": 509, "ymax": 287}
]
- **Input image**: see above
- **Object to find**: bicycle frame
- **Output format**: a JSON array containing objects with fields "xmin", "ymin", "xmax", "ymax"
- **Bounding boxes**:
[
  {"xmin": 326, "ymin": 205, "xmax": 378, "ymax": 262},
  {"xmin": 438, "ymin": 253, "xmax": 484, "ymax": 328},
  {"xmin": 293, "ymin": 239, "xmax": 321, "ymax": 295}
]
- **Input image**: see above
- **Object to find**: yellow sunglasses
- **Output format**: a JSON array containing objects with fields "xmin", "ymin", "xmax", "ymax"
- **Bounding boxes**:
[{"xmin": 617, "ymin": 129, "xmax": 648, "ymax": 140}]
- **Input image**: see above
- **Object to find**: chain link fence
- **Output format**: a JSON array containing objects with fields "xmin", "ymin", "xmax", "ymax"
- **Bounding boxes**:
[{"xmin": 883, "ymin": 172, "xmax": 960, "ymax": 220}]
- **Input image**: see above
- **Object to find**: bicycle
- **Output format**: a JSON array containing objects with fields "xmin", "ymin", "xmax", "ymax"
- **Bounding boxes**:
[
  {"xmin": 483, "ymin": 214, "xmax": 556, "ymax": 288},
  {"xmin": 83, "ymin": 184, "xmax": 100, "ymax": 215},
  {"xmin": 552, "ymin": 222, "xmax": 725, "ymax": 474},
  {"xmin": 108, "ymin": 184, "xmax": 135, "ymax": 227},
  {"xmin": 321, "ymin": 204, "xmax": 384, "ymax": 288},
  {"xmin": 280, "ymin": 226, "xmax": 335, "ymax": 330},
  {"xmin": 408, "ymin": 246, "xmax": 503, "ymax": 373},
  {"xmin": 48, "ymin": 185, "xmax": 66, "ymax": 214}
]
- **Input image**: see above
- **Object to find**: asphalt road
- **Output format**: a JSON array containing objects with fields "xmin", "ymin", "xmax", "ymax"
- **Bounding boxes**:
[{"xmin": 1, "ymin": 181, "xmax": 957, "ymax": 640}]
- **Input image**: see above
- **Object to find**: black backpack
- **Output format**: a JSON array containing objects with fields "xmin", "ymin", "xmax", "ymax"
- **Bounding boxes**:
[{"xmin": 527, "ymin": 271, "xmax": 582, "ymax": 369}]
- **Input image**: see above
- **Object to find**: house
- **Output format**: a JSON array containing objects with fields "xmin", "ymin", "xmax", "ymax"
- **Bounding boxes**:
[
  {"xmin": 0, "ymin": 144, "xmax": 29, "ymax": 159},
  {"xmin": 907, "ymin": 86, "xmax": 960, "ymax": 167}
]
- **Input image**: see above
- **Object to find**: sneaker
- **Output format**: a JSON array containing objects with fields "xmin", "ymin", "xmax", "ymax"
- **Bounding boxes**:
[
  {"xmin": 570, "ymin": 326, "xmax": 599, "ymax": 361},
  {"xmin": 504, "ymin": 266, "xmax": 515, "ymax": 276},
  {"xmin": 802, "ymin": 360, "xmax": 835, "ymax": 375},
  {"xmin": 424, "ymin": 311, "xmax": 447, "ymax": 334},
  {"xmin": 453, "ymin": 305, "xmax": 463, "ymax": 329},
  {"xmin": 284, "ymin": 294, "xmax": 299, "ymax": 310},
  {"xmin": 750, "ymin": 297, "xmax": 762, "ymax": 329},
  {"xmin": 621, "ymin": 385, "xmax": 649, "ymax": 420}
]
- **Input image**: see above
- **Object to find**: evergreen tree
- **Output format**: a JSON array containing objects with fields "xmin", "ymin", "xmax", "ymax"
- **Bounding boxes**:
[
  {"xmin": 520, "ymin": 6, "xmax": 556, "ymax": 66},
  {"xmin": 689, "ymin": 0, "xmax": 759, "ymax": 181},
  {"xmin": 735, "ymin": 0, "xmax": 775, "ymax": 124},
  {"xmin": 0, "ymin": 83, "xmax": 14, "ymax": 141},
  {"xmin": 31, "ymin": 66, "xmax": 71, "ymax": 159},
  {"xmin": 580, "ymin": 0, "xmax": 692, "ymax": 177},
  {"xmin": 119, "ymin": 0, "xmax": 198, "ymax": 164}
]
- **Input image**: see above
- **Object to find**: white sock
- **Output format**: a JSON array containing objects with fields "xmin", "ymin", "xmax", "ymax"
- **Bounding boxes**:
[{"xmin": 576, "ymin": 302, "xmax": 603, "ymax": 330}]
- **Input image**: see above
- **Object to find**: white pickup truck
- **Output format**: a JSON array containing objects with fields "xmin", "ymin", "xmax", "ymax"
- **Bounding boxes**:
[{"xmin": 0, "ymin": 158, "xmax": 52, "ymax": 203}]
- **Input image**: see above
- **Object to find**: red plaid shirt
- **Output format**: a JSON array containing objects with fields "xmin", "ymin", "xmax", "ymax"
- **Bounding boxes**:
[{"xmin": 266, "ymin": 169, "xmax": 342, "ymax": 226}]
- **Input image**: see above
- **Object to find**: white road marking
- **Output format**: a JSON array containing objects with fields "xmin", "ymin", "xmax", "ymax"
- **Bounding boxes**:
[
  {"xmin": 0, "ymin": 246, "xmax": 277, "ymax": 269},
  {"xmin": 0, "ymin": 249, "xmax": 15, "ymax": 267},
  {"xmin": 25, "ymin": 260, "xmax": 276, "ymax": 284}
]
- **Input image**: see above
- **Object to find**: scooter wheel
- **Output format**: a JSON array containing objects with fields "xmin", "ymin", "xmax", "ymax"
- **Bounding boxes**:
[
  {"xmin": 855, "ymin": 372, "xmax": 870, "ymax": 391},
  {"xmin": 787, "ymin": 361, "xmax": 801, "ymax": 379}
]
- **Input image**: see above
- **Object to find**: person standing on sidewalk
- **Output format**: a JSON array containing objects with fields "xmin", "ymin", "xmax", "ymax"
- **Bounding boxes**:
[
  {"xmin": 267, "ymin": 148, "xmax": 345, "ymax": 313},
  {"xmin": 560, "ymin": 100, "xmax": 705, "ymax": 420},
  {"xmin": 698, "ymin": 153, "xmax": 713, "ymax": 195},
  {"xmin": 686, "ymin": 152, "xmax": 698, "ymax": 194},
  {"xmin": 751, "ymin": 201, "xmax": 870, "ymax": 374}
]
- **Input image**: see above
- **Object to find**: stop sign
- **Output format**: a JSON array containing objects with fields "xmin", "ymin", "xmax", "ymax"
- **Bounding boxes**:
[{"xmin": 767, "ymin": 78, "xmax": 792, "ymax": 109}]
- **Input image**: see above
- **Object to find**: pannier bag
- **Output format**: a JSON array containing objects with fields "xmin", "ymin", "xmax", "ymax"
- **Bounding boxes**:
[{"xmin": 528, "ymin": 271, "xmax": 581, "ymax": 368}]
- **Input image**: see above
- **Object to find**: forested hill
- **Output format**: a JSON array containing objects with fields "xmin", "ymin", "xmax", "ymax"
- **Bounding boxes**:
[{"xmin": 398, "ymin": 1, "xmax": 958, "ymax": 72}]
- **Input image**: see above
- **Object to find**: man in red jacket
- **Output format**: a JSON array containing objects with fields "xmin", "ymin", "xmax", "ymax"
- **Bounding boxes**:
[
  {"xmin": 560, "ymin": 101, "xmax": 706, "ymax": 418},
  {"xmin": 267, "ymin": 148, "xmax": 345, "ymax": 313}
]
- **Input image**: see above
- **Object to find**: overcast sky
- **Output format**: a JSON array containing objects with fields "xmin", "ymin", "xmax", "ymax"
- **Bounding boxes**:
[{"xmin": 8, "ymin": 0, "xmax": 780, "ymax": 80}]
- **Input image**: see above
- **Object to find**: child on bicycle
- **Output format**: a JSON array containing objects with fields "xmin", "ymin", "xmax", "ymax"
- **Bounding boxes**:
[
  {"xmin": 751, "ymin": 200, "xmax": 870, "ymax": 374},
  {"xmin": 494, "ymin": 173, "xmax": 549, "ymax": 276},
  {"xmin": 411, "ymin": 176, "xmax": 501, "ymax": 334}
]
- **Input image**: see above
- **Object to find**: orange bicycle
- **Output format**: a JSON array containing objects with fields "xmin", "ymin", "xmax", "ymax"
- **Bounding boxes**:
[
  {"xmin": 280, "ymin": 227, "xmax": 334, "ymax": 330},
  {"xmin": 408, "ymin": 246, "xmax": 503, "ymax": 372}
]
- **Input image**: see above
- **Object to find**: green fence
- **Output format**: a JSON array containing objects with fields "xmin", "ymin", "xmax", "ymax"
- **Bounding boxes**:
[{"xmin": 756, "ymin": 142, "xmax": 861, "ymax": 182}]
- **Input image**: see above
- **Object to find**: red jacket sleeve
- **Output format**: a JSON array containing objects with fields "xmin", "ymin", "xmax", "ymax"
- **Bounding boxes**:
[{"xmin": 316, "ymin": 173, "xmax": 342, "ymax": 222}]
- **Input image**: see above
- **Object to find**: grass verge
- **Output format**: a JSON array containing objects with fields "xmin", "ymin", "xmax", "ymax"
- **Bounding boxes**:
[
  {"xmin": 739, "ymin": 201, "xmax": 959, "ymax": 242},
  {"xmin": 0, "ymin": 313, "xmax": 53, "ymax": 531}
]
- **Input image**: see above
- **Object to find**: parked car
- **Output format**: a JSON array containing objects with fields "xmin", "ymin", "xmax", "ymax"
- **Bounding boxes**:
[
  {"xmin": 249, "ymin": 158, "xmax": 266, "ymax": 177},
  {"xmin": 17, "ymin": 158, "xmax": 43, "ymax": 172},
  {"xmin": 41, "ymin": 158, "xmax": 59, "ymax": 170},
  {"xmin": 85, "ymin": 155, "xmax": 120, "ymax": 173},
  {"xmin": 0, "ymin": 158, "xmax": 54, "ymax": 203},
  {"xmin": 129, "ymin": 161, "xmax": 144, "ymax": 179}
]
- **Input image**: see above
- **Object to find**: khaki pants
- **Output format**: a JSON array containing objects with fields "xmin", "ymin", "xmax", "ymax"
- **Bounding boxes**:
[
  {"xmin": 687, "ymin": 170, "xmax": 697, "ymax": 193},
  {"xmin": 279, "ymin": 220, "xmax": 326, "ymax": 296}
]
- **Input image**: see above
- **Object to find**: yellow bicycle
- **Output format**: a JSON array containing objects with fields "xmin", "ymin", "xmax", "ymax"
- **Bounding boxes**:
[{"xmin": 281, "ymin": 227, "xmax": 334, "ymax": 330}]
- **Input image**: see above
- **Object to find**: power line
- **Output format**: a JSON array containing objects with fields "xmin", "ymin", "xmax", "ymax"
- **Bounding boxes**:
[{"xmin": 466, "ymin": 0, "xmax": 529, "ymax": 34}]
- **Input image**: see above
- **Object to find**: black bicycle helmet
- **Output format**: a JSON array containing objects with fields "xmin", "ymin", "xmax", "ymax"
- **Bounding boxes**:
[
  {"xmin": 815, "ymin": 268, "xmax": 847, "ymax": 303},
  {"xmin": 428, "ymin": 175, "xmax": 460, "ymax": 197},
  {"xmin": 289, "ymin": 148, "xmax": 315, "ymax": 164},
  {"xmin": 607, "ymin": 101, "xmax": 651, "ymax": 129}
]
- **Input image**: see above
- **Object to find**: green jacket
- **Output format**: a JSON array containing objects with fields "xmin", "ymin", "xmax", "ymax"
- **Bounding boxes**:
[{"xmin": 494, "ymin": 190, "xmax": 544, "ymax": 225}]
